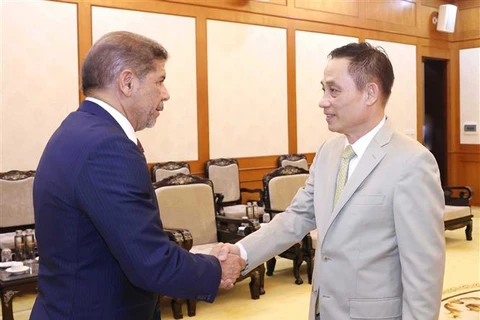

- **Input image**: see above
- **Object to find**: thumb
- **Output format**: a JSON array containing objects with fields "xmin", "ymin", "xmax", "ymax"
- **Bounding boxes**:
[
  {"xmin": 217, "ymin": 245, "xmax": 230, "ymax": 261},
  {"xmin": 210, "ymin": 242, "xmax": 223, "ymax": 257}
]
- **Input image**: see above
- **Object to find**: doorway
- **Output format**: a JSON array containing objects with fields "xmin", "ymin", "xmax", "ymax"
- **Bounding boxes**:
[{"xmin": 423, "ymin": 58, "xmax": 448, "ymax": 185}]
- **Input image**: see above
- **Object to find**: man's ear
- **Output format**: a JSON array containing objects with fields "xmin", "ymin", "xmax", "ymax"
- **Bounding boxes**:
[
  {"xmin": 119, "ymin": 69, "xmax": 134, "ymax": 97},
  {"xmin": 366, "ymin": 82, "xmax": 379, "ymax": 106}
]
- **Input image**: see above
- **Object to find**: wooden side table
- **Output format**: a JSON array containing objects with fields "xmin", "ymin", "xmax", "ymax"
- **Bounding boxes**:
[{"xmin": 0, "ymin": 262, "xmax": 38, "ymax": 320}]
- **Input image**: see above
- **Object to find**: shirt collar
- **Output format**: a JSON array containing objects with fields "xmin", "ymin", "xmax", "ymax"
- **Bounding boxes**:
[
  {"xmin": 345, "ymin": 116, "xmax": 386, "ymax": 160},
  {"xmin": 85, "ymin": 97, "xmax": 137, "ymax": 144}
]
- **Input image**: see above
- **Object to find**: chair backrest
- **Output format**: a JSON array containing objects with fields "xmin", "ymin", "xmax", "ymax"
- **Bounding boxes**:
[
  {"xmin": 205, "ymin": 158, "xmax": 241, "ymax": 204},
  {"xmin": 151, "ymin": 161, "xmax": 191, "ymax": 182},
  {"xmin": 0, "ymin": 170, "xmax": 36, "ymax": 232},
  {"xmin": 443, "ymin": 186, "xmax": 473, "ymax": 207},
  {"xmin": 263, "ymin": 166, "xmax": 309, "ymax": 212},
  {"xmin": 277, "ymin": 154, "xmax": 308, "ymax": 171},
  {"xmin": 154, "ymin": 174, "xmax": 217, "ymax": 246}
]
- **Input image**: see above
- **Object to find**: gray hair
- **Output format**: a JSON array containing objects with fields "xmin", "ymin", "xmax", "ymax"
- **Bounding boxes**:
[{"xmin": 82, "ymin": 31, "xmax": 168, "ymax": 95}]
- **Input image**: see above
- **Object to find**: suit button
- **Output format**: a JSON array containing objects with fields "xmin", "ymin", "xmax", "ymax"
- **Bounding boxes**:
[{"xmin": 322, "ymin": 255, "xmax": 330, "ymax": 261}]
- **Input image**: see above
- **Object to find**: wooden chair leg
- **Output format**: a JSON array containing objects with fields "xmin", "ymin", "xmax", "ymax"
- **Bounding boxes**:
[
  {"xmin": 248, "ymin": 269, "xmax": 261, "ymax": 299},
  {"xmin": 466, "ymin": 220, "xmax": 473, "ymax": 241},
  {"xmin": 258, "ymin": 263, "xmax": 266, "ymax": 295},
  {"xmin": 171, "ymin": 298, "xmax": 184, "ymax": 319},
  {"xmin": 293, "ymin": 249, "xmax": 304, "ymax": 285},
  {"xmin": 266, "ymin": 257, "xmax": 276, "ymax": 276},
  {"xmin": 186, "ymin": 299, "xmax": 196, "ymax": 317}
]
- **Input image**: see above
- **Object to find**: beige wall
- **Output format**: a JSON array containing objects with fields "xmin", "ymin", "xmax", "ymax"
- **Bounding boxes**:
[{"xmin": 1, "ymin": 1, "xmax": 79, "ymax": 171}]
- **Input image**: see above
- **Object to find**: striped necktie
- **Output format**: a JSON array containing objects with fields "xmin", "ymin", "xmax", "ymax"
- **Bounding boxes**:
[{"xmin": 334, "ymin": 145, "xmax": 356, "ymax": 204}]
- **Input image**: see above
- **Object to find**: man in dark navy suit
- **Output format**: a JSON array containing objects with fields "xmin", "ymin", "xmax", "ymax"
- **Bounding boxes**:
[{"xmin": 31, "ymin": 31, "xmax": 244, "ymax": 320}]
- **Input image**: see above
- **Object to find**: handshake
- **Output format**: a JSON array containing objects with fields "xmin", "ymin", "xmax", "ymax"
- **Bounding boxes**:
[{"xmin": 210, "ymin": 243, "xmax": 245, "ymax": 290}]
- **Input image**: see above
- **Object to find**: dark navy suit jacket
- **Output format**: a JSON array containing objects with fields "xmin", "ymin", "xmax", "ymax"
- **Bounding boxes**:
[{"xmin": 31, "ymin": 101, "xmax": 221, "ymax": 319}]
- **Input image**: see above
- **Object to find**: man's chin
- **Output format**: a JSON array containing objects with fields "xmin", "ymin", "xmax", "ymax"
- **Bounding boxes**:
[{"xmin": 146, "ymin": 118, "xmax": 157, "ymax": 129}]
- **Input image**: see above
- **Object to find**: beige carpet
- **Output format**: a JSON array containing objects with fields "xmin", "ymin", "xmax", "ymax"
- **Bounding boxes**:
[{"xmin": 2, "ymin": 208, "xmax": 479, "ymax": 320}]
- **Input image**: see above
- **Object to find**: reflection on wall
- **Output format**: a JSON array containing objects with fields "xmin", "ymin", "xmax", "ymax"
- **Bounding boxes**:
[
  {"xmin": 459, "ymin": 48, "xmax": 480, "ymax": 145},
  {"xmin": 207, "ymin": 20, "xmax": 288, "ymax": 159},
  {"xmin": 0, "ymin": 1, "xmax": 78, "ymax": 171},
  {"xmin": 366, "ymin": 39, "xmax": 417, "ymax": 140},
  {"xmin": 295, "ymin": 31, "xmax": 357, "ymax": 154},
  {"xmin": 92, "ymin": 7, "xmax": 199, "ymax": 162}
]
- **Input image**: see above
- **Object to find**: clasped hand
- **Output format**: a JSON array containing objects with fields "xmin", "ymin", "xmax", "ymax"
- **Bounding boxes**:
[{"xmin": 210, "ymin": 243, "xmax": 244, "ymax": 290}]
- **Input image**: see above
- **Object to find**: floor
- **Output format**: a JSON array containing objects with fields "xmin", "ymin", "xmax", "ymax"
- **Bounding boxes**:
[{"xmin": 2, "ymin": 208, "xmax": 479, "ymax": 320}]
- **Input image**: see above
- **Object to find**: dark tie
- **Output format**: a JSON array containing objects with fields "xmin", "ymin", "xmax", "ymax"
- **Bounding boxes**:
[{"xmin": 137, "ymin": 139, "xmax": 144, "ymax": 153}]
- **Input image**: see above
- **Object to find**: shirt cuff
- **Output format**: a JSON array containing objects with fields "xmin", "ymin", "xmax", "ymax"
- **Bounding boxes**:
[
  {"xmin": 235, "ymin": 243, "xmax": 248, "ymax": 261},
  {"xmin": 235, "ymin": 243, "xmax": 249, "ymax": 275}
]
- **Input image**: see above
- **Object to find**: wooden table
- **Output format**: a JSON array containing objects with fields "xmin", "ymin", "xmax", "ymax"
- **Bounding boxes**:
[{"xmin": 0, "ymin": 261, "xmax": 38, "ymax": 320}]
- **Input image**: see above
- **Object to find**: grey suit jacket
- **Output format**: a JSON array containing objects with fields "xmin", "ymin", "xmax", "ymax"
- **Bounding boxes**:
[{"xmin": 239, "ymin": 119, "xmax": 445, "ymax": 320}]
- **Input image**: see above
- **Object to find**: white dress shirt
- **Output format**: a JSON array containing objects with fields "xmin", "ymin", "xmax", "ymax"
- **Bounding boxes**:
[{"xmin": 85, "ymin": 97, "xmax": 137, "ymax": 144}]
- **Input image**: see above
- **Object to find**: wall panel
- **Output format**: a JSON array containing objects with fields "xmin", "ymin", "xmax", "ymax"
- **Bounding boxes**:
[
  {"xmin": 91, "ymin": 6, "xmax": 199, "ymax": 162},
  {"xmin": 455, "ymin": 7, "xmax": 480, "ymax": 41},
  {"xmin": 366, "ymin": 0, "xmax": 416, "ymax": 26},
  {"xmin": 0, "ymin": 1, "xmax": 78, "ymax": 171},
  {"xmin": 459, "ymin": 47, "xmax": 480, "ymax": 144},
  {"xmin": 295, "ymin": 31, "xmax": 357, "ymax": 154},
  {"xmin": 207, "ymin": 20, "xmax": 288, "ymax": 159},
  {"xmin": 295, "ymin": 0, "xmax": 360, "ymax": 17},
  {"xmin": 366, "ymin": 39, "xmax": 418, "ymax": 139},
  {"xmin": 450, "ymin": 153, "xmax": 480, "ymax": 206}
]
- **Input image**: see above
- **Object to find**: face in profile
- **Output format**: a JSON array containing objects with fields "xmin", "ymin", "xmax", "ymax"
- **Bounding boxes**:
[
  {"xmin": 131, "ymin": 59, "xmax": 170, "ymax": 131},
  {"xmin": 319, "ymin": 58, "xmax": 371, "ymax": 143}
]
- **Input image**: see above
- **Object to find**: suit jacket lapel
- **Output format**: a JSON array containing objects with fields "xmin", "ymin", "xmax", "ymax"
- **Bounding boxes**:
[{"xmin": 322, "ymin": 119, "xmax": 394, "ymax": 242}]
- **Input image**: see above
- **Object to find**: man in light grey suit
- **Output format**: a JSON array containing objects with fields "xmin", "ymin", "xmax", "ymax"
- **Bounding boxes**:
[{"xmin": 220, "ymin": 42, "xmax": 445, "ymax": 320}]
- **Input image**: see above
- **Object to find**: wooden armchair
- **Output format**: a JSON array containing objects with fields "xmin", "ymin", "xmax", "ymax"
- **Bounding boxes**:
[
  {"xmin": 205, "ymin": 158, "xmax": 265, "ymax": 219},
  {"xmin": 277, "ymin": 154, "xmax": 308, "ymax": 171},
  {"xmin": 151, "ymin": 161, "xmax": 191, "ymax": 183},
  {"xmin": 262, "ymin": 166, "xmax": 314, "ymax": 285},
  {"xmin": 154, "ymin": 173, "xmax": 265, "ymax": 319},
  {"xmin": 443, "ymin": 186, "xmax": 474, "ymax": 241},
  {"xmin": 0, "ymin": 170, "xmax": 36, "ymax": 252}
]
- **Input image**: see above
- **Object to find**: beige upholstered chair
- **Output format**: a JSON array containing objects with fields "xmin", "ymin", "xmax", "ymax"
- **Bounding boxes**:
[
  {"xmin": 151, "ymin": 161, "xmax": 190, "ymax": 182},
  {"xmin": 277, "ymin": 154, "xmax": 308, "ymax": 171},
  {"xmin": 0, "ymin": 170, "xmax": 36, "ymax": 250},
  {"xmin": 154, "ymin": 173, "xmax": 265, "ymax": 319},
  {"xmin": 263, "ymin": 165, "xmax": 314, "ymax": 285},
  {"xmin": 205, "ymin": 158, "xmax": 264, "ymax": 219},
  {"xmin": 443, "ymin": 186, "xmax": 474, "ymax": 240}
]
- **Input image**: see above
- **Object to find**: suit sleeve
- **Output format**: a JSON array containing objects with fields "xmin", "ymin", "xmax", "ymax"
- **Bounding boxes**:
[
  {"xmin": 238, "ymin": 151, "xmax": 318, "ymax": 270},
  {"xmin": 74, "ymin": 136, "xmax": 221, "ymax": 302},
  {"xmin": 393, "ymin": 149, "xmax": 445, "ymax": 320}
]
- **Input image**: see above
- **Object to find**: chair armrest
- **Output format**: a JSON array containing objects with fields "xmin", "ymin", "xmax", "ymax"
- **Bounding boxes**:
[
  {"xmin": 164, "ymin": 228, "xmax": 193, "ymax": 251},
  {"xmin": 240, "ymin": 188, "xmax": 265, "ymax": 206},
  {"xmin": 264, "ymin": 209, "xmax": 283, "ymax": 219},
  {"xmin": 216, "ymin": 216, "xmax": 260, "ymax": 243},
  {"xmin": 443, "ymin": 186, "xmax": 473, "ymax": 206}
]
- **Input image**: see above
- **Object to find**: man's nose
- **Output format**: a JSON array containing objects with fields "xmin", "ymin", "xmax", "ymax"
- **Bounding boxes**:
[
  {"xmin": 163, "ymin": 87, "xmax": 170, "ymax": 101},
  {"xmin": 319, "ymin": 95, "xmax": 329, "ymax": 108}
]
